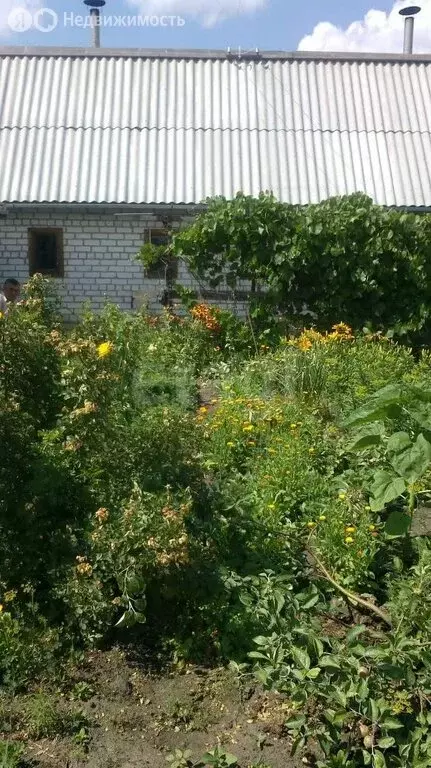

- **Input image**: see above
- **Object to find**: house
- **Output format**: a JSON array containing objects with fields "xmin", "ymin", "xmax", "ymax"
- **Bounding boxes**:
[{"xmin": 1, "ymin": 46, "xmax": 431, "ymax": 319}]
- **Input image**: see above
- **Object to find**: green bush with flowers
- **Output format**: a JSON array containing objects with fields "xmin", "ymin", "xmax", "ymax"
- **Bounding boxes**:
[{"xmin": 2, "ymin": 275, "xmax": 431, "ymax": 767}]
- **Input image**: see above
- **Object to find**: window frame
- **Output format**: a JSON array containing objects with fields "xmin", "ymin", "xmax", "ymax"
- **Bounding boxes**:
[{"xmin": 28, "ymin": 227, "xmax": 64, "ymax": 278}]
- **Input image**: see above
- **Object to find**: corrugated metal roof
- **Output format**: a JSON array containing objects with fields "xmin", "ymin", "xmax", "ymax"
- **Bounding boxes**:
[{"xmin": 1, "ymin": 48, "xmax": 431, "ymax": 207}]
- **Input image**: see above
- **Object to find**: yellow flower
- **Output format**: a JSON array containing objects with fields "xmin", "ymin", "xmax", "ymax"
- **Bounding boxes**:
[
  {"xmin": 243, "ymin": 424, "xmax": 254, "ymax": 432},
  {"xmin": 309, "ymin": 447, "xmax": 315, "ymax": 454},
  {"xmin": 290, "ymin": 423, "xmax": 297, "ymax": 430},
  {"xmin": 76, "ymin": 562, "xmax": 93, "ymax": 577},
  {"xmin": 365, "ymin": 505, "xmax": 371, "ymax": 511},
  {"xmin": 338, "ymin": 492, "xmax": 346, "ymax": 501},
  {"xmin": 97, "ymin": 341, "xmax": 113, "ymax": 358},
  {"xmin": 318, "ymin": 515, "xmax": 326, "ymax": 522},
  {"xmin": 268, "ymin": 503, "xmax": 276, "ymax": 510},
  {"xmin": 267, "ymin": 448, "xmax": 276, "ymax": 455},
  {"xmin": 198, "ymin": 406, "xmax": 208, "ymax": 414},
  {"xmin": 345, "ymin": 526, "xmax": 356, "ymax": 534},
  {"xmin": 368, "ymin": 524, "xmax": 376, "ymax": 532},
  {"xmin": 345, "ymin": 536, "xmax": 354, "ymax": 544},
  {"xmin": 227, "ymin": 441, "xmax": 235, "ymax": 448},
  {"xmin": 298, "ymin": 337, "xmax": 313, "ymax": 351},
  {"xmin": 0, "ymin": 604, "xmax": 3, "ymax": 612}
]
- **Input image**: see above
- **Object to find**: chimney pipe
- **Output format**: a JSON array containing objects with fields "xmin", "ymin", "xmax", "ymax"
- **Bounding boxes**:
[
  {"xmin": 84, "ymin": 0, "xmax": 106, "ymax": 48},
  {"xmin": 399, "ymin": 6, "xmax": 421, "ymax": 54}
]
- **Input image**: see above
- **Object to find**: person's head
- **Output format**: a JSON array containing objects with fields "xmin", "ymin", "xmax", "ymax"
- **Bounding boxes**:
[{"xmin": 3, "ymin": 278, "xmax": 20, "ymax": 303}]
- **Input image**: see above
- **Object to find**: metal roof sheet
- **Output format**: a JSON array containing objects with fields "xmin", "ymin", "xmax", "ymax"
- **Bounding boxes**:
[{"xmin": 1, "ymin": 48, "xmax": 431, "ymax": 207}]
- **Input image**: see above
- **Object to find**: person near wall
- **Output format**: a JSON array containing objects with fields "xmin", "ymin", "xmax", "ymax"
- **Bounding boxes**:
[{"xmin": 0, "ymin": 278, "xmax": 21, "ymax": 315}]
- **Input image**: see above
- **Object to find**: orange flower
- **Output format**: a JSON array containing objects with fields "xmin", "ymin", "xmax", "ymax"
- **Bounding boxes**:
[{"xmin": 95, "ymin": 507, "xmax": 109, "ymax": 523}]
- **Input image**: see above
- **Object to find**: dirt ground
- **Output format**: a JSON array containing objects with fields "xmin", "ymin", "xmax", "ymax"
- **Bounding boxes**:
[{"xmin": 17, "ymin": 649, "xmax": 301, "ymax": 768}]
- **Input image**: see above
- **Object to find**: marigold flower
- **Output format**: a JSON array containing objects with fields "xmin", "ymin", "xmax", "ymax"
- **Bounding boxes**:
[
  {"xmin": 76, "ymin": 562, "xmax": 93, "ymax": 577},
  {"xmin": 95, "ymin": 507, "xmax": 109, "ymax": 523},
  {"xmin": 97, "ymin": 341, "xmax": 113, "ymax": 358}
]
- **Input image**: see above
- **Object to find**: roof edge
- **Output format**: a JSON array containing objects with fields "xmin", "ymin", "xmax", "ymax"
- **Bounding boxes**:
[{"xmin": 1, "ymin": 45, "xmax": 431, "ymax": 63}]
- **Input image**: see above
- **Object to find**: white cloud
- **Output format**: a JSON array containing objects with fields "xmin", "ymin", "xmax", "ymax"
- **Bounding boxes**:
[
  {"xmin": 298, "ymin": 0, "xmax": 431, "ymax": 53},
  {"xmin": 126, "ymin": 0, "xmax": 267, "ymax": 27},
  {"xmin": 0, "ymin": 0, "xmax": 42, "ymax": 36}
]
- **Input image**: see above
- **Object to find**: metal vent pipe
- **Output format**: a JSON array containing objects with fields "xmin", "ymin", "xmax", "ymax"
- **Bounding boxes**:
[
  {"xmin": 83, "ymin": 0, "xmax": 106, "ymax": 48},
  {"xmin": 399, "ymin": 6, "xmax": 421, "ymax": 54}
]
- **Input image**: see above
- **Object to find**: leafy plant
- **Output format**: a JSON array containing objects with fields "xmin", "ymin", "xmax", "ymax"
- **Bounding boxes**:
[
  {"xmin": 166, "ymin": 748, "xmax": 194, "ymax": 768},
  {"xmin": 173, "ymin": 193, "xmax": 431, "ymax": 341},
  {"xmin": 345, "ymin": 382, "xmax": 431, "ymax": 535},
  {"xmin": 201, "ymin": 746, "xmax": 238, "ymax": 767}
]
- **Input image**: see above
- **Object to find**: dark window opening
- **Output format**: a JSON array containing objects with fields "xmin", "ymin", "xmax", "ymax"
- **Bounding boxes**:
[
  {"xmin": 144, "ymin": 229, "xmax": 178, "ymax": 282},
  {"xmin": 29, "ymin": 228, "xmax": 64, "ymax": 277}
]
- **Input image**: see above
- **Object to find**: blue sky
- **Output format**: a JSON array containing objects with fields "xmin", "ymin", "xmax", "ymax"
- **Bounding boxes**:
[
  {"xmin": 0, "ymin": 0, "xmax": 401, "ymax": 49},
  {"xmin": 1, "ymin": 0, "xmax": 431, "ymax": 53}
]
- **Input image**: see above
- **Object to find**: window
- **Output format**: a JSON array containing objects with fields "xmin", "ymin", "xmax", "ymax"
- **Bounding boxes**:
[
  {"xmin": 144, "ymin": 228, "xmax": 177, "ymax": 281},
  {"xmin": 28, "ymin": 228, "xmax": 64, "ymax": 277}
]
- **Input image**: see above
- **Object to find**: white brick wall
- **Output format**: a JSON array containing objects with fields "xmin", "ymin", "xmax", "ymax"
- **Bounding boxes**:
[{"xmin": 0, "ymin": 209, "xmax": 252, "ymax": 321}]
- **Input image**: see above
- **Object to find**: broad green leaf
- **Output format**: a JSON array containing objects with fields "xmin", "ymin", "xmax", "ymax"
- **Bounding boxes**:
[
  {"xmin": 370, "ymin": 471, "xmax": 406, "ymax": 511},
  {"xmin": 380, "ymin": 716, "xmax": 404, "ymax": 730},
  {"xmin": 385, "ymin": 510, "xmax": 411, "ymax": 536},
  {"xmin": 378, "ymin": 737, "xmax": 396, "ymax": 749},
  {"xmin": 407, "ymin": 402, "xmax": 431, "ymax": 431},
  {"xmin": 348, "ymin": 424, "xmax": 385, "ymax": 452},
  {"xmin": 306, "ymin": 667, "xmax": 321, "ymax": 679},
  {"xmin": 345, "ymin": 624, "xmax": 366, "ymax": 645},
  {"xmin": 301, "ymin": 593, "xmax": 320, "ymax": 610},
  {"xmin": 285, "ymin": 715, "xmax": 306, "ymax": 730},
  {"xmin": 391, "ymin": 433, "xmax": 431, "ymax": 483},
  {"xmin": 373, "ymin": 750, "xmax": 387, "ymax": 768},
  {"xmin": 248, "ymin": 651, "xmax": 269, "ymax": 660},
  {"xmin": 332, "ymin": 710, "xmax": 350, "ymax": 725},
  {"xmin": 370, "ymin": 699, "xmax": 380, "ymax": 723},
  {"xmin": 342, "ymin": 384, "xmax": 406, "ymax": 428},
  {"xmin": 386, "ymin": 431, "xmax": 411, "ymax": 454},
  {"xmin": 319, "ymin": 656, "xmax": 341, "ymax": 669},
  {"xmin": 291, "ymin": 647, "xmax": 311, "ymax": 669}
]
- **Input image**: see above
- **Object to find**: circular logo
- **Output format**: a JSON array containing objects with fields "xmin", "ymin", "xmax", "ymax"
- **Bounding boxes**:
[
  {"xmin": 33, "ymin": 7, "xmax": 58, "ymax": 32},
  {"xmin": 7, "ymin": 7, "xmax": 33, "ymax": 32}
]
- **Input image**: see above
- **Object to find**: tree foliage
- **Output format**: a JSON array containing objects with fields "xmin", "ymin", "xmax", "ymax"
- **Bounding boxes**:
[{"xmin": 173, "ymin": 192, "xmax": 431, "ymax": 338}]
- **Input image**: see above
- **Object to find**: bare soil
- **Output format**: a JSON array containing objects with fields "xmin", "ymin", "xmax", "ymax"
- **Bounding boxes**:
[{"xmin": 19, "ymin": 649, "xmax": 300, "ymax": 768}]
